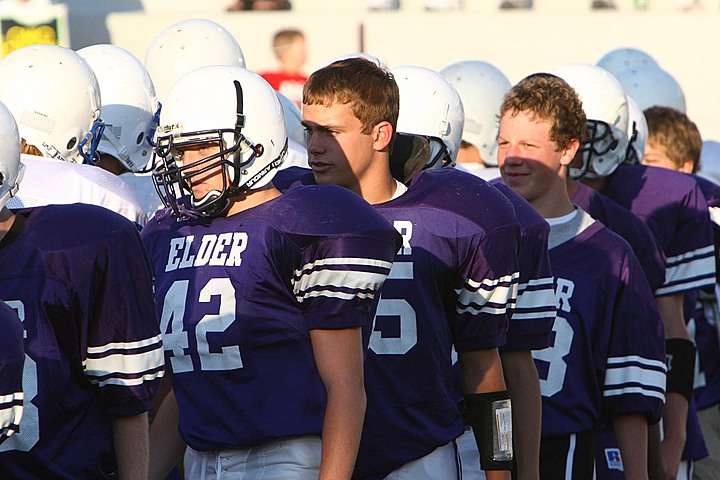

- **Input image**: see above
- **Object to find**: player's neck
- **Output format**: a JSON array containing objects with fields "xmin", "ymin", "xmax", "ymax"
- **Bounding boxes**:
[
  {"xmin": 531, "ymin": 183, "xmax": 575, "ymax": 220},
  {"xmin": 0, "ymin": 207, "xmax": 16, "ymax": 244},
  {"xmin": 355, "ymin": 164, "xmax": 397, "ymax": 205},
  {"xmin": 225, "ymin": 185, "xmax": 282, "ymax": 216}
]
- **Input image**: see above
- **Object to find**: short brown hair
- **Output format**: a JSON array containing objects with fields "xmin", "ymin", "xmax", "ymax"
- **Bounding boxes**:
[
  {"xmin": 644, "ymin": 106, "xmax": 701, "ymax": 173},
  {"xmin": 500, "ymin": 73, "xmax": 586, "ymax": 150},
  {"xmin": 303, "ymin": 57, "xmax": 399, "ymax": 137}
]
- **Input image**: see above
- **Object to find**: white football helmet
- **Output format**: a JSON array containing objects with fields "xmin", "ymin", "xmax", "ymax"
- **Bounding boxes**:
[
  {"xmin": 144, "ymin": 18, "xmax": 246, "ymax": 102},
  {"xmin": 77, "ymin": 44, "xmax": 160, "ymax": 172},
  {"xmin": 552, "ymin": 62, "xmax": 629, "ymax": 179},
  {"xmin": 439, "ymin": 60, "xmax": 511, "ymax": 166},
  {"xmin": 0, "ymin": 44, "xmax": 103, "ymax": 164},
  {"xmin": 615, "ymin": 65, "xmax": 686, "ymax": 113},
  {"xmin": 152, "ymin": 66, "xmax": 287, "ymax": 218},
  {"xmin": 0, "ymin": 101, "xmax": 24, "ymax": 210},
  {"xmin": 276, "ymin": 91, "xmax": 306, "ymax": 148},
  {"xmin": 625, "ymin": 95, "xmax": 648, "ymax": 164},
  {"xmin": 392, "ymin": 65, "xmax": 464, "ymax": 168},
  {"xmin": 698, "ymin": 140, "xmax": 720, "ymax": 186},
  {"xmin": 596, "ymin": 47, "xmax": 659, "ymax": 76}
]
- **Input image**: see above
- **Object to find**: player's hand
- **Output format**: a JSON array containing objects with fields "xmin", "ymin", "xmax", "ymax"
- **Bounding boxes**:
[{"xmin": 659, "ymin": 438, "xmax": 682, "ymax": 480}]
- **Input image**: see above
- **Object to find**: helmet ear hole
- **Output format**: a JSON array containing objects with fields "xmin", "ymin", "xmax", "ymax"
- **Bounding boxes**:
[
  {"xmin": 67, "ymin": 137, "xmax": 77, "ymax": 150},
  {"xmin": 136, "ymin": 132, "xmax": 144, "ymax": 145}
]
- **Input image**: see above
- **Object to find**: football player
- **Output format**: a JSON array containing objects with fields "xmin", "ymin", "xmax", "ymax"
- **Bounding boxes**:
[
  {"xmin": 641, "ymin": 105, "xmax": 720, "ymax": 480},
  {"xmin": 498, "ymin": 72, "xmax": 666, "ymax": 480},
  {"xmin": 301, "ymin": 57, "xmax": 520, "ymax": 479},
  {"xmin": 392, "ymin": 64, "xmax": 555, "ymax": 480},
  {"xmin": 555, "ymin": 62, "xmax": 716, "ymax": 480},
  {"xmin": 0, "ymin": 302, "xmax": 24, "ymax": 446},
  {"xmin": 0, "ymin": 83, "xmax": 164, "ymax": 478},
  {"xmin": 0, "ymin": 102, "xmax": 25, "ymax": 447},
  {"xmin": 76, "ymin": 44, "xmax": 165, "ymax": 219},
  {"xmin": 143, "ymin": 65, "xmax": 400, "ymax": 480},
  {"xmin": 0, "ymin": 44, "xmax": 148, "ymax": 226}
]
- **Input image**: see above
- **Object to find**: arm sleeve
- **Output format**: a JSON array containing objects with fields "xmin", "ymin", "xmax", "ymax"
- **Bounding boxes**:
[
  {"xmin": 602, "ymin": 248, "xmax": 666, "ymax": 424},
  {"xmin": 452, "ymin": 223, "xmax": 520, "ymax": 353},
  {"xmin": 83, "ymin": 221, "xmax": 164, "ymax": 416}
]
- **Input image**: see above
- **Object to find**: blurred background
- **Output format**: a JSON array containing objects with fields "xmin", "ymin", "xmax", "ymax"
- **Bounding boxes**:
[{"xmin": 1, "ymin": 0, "xmax": 717, "ymax": 140}]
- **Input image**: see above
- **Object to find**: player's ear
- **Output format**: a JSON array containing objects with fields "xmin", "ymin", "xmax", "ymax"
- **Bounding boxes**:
[
  {"xmin": 373, "ymin": 121, "xmax": 393, "ymax": 152},
  {"xmin": 560, "ymin": 138, "xmax": 580, "ymax": 167},
  {"xmin": 679, "ymin": 159, "xmax": 694, "ymax": 174}
]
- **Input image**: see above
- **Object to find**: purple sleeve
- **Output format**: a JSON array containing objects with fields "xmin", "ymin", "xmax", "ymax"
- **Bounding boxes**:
[
  {"xmin": 452, "ymin": 223, "xmax": 520, "ymax": 352},
  {"xmin": 602, "ymin": 247, "xmax": 666, "ymax": 423},
  {"xmin": 298, "ymin": 233, "xmax": 399, "ymax": 331},
  {"xmin": 504, "ymin": 218, "xmax": 555, "ymax": 351},
  {"xmin": 84, "ymin": 221, "xmax": 164, "ymax": 416}
]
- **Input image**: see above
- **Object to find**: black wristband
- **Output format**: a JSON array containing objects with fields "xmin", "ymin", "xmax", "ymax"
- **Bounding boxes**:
[
  {"xmin": 666, "ymin": 338, "xmax": 696, "ymax": 401},
  {"xmin": 464, "ymin": 390, "xmax": 513, "ymax": 470}
]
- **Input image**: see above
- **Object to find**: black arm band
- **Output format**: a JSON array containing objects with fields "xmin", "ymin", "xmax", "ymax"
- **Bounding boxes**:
[
  {"xmin": 666, "ymin": 338, "xmax": 696, "ymax": 402},
  {"xmin": 464, "ymin": 390, "xmax": 513, "ymax": 470}
]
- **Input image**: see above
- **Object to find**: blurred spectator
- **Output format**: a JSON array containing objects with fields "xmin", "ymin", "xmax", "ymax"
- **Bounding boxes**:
[
  {"xmin": 591, "ymin": 0, "xmax": 616, "ymax": 8},
  {"xmin": 499, "ymin": 0, "xmax": 617, "ymax": 9},
  {"xmin": 424, "ymin": 0, "xmax": 462, "ymax": 10},
  {"xmin": 500, "ymin": 0, "xmax": 532, "ymax": 8},
  {"xmin": 259, "ymin": 29, "xmax": 307, "ymax": 108},
  {"xmin": 226, "ymin": 0, "xmax": 291, "ymax": 11},
  {"xmin": 367, "ymin": 0, "xmax": 400, "ymax": 9},
  {"xmin": 366, "ymin": 0, "xmax": 462, "ymax": 10}
]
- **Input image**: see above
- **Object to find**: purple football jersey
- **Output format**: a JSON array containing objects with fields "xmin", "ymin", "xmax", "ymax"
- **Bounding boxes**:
[
  {"xmin": 493, "ymin": 181, "xmax": 555, "ymax": 351},
  {"xmin": 685, "ymin": 176, "xmax": 720, "ymax": 412},
  {"xmin": 276, "ymin": 167, "xmax": 522, "ymax": 478},
  {"xmin": 571, "ymin": 181, "xmax": 666, "ymax": 292},
  {"xmin": 536, "ymin": 210, "xmax": 665, "ymax": 438},
  {"xmin": 355, "ymin": 168, "xmax": 520, "ymax": 479},
  {"xmin": 141, "ymin": 184, "xmax": 400, "ymax": 451},
  {"xmin": 694, "ymin": 174, "xmax": 720, "ymax": 282},
  {"xmin": 0, "ymin": 301, "xmax": 23, "ymax": 445},
  {"xmin": 598, "ymin": 164, "xmax": 715, "ymax": 296},
  {"xmin": 597, "ymin": 165, "xmax": 716, "ymax": 461},
  {"xmin": 0, "ymin": 204, "xmax": 164, "ymax": 479}
]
